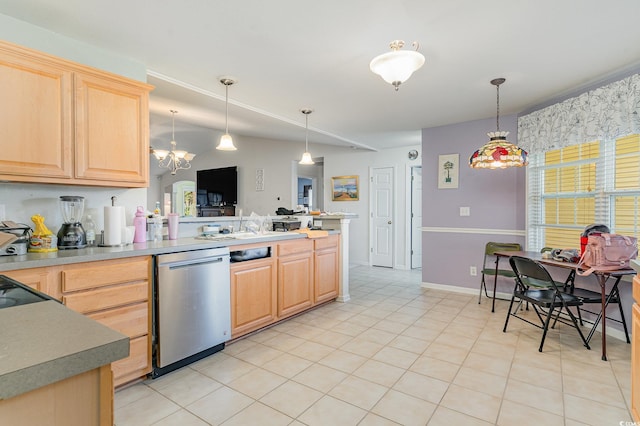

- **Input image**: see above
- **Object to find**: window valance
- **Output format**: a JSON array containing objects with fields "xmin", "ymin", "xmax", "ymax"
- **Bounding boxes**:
[{"xmin": 518, "ymin": 73, "xmax": 640, "ymax": 153}]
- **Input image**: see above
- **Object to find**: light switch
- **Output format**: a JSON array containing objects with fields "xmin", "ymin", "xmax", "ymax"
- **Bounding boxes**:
[{"xmin": 460, "ymin": 206, "xmax": 470, "ymax": 216}]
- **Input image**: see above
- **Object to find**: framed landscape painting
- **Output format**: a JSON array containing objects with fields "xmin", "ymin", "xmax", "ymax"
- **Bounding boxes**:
[{"xmin": 332, "ymin": 175, "xmax": 359, "ymax": 201}]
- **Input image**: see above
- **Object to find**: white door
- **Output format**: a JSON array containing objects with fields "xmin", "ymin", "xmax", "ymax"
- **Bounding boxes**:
[
  {"xmin": 411, "ymin": 166, "xmax": 422, "ymax": 269},
  {"xmin": 371, "ymin": 167, "xmax": 394, "ymax": 267}
]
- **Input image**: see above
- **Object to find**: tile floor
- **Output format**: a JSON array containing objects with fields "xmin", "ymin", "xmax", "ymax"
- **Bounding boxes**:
[{"xmin": 115, "ymin": 265, "xmax": 633, "ymax": 425}]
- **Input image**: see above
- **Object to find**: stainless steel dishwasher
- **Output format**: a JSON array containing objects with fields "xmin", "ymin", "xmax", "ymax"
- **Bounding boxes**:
[{"xmin": 153, "ymin": 247, "xmax": 231, "ymax": 377}]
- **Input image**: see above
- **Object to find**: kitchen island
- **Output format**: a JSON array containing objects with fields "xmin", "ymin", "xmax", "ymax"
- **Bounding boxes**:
[{"xmin": 0, "ymin": 300, "xmax": 129, "ymax": 425}]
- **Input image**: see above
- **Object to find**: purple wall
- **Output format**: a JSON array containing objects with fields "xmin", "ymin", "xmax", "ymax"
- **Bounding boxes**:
[{"xmin": 421, "ymin": 114, "xmax": 526, "ymax": 294}]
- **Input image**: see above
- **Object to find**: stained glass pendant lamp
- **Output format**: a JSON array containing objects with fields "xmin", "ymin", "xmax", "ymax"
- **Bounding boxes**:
[{"xmin": 469, "ymin": 78, "xmax": 528, "ymax": 169}]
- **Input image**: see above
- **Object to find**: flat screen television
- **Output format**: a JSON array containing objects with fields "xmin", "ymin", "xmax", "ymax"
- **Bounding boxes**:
[{"xmin": 197, "ymin": 166, "xmax": 238, "ymax": 206}]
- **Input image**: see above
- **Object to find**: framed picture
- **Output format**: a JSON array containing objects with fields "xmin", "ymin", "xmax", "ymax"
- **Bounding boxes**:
[
  {"xmin": 332, "ymin": 175, "xmax": 359, "ymax": 201},
  {"xmin": 438, "ymin": 154, "xmax": 459, "ymax": 189}
]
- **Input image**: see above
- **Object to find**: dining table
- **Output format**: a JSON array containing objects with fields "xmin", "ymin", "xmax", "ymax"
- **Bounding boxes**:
[{"xmin": 492, "ymin": 250, "xmax": 635, "ymax": 361}]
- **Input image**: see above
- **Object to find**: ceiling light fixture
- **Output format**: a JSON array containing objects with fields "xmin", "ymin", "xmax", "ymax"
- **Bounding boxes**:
[
  {"xmin": 299, "ymin": 109, "xmax": 314, "ymax": 165},
  {"xmin": 469, "ymin": 78, "xmax": 528, "ymax": 169},
  {"xmin": 217, "ymin": 77, "xmax": 238, "ymax": 151},
  {"xmin": 369, "ymin": 40, "xmax": 425, "ymax": 91},
  {"xmin": 152, "ymin": 110, "xmax": 195, "ymax": 175}
]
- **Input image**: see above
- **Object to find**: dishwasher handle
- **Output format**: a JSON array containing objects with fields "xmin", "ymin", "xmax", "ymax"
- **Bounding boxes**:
[{"xmin": 163, "ymin": 255, "xmax": 228, "ymax": 270}]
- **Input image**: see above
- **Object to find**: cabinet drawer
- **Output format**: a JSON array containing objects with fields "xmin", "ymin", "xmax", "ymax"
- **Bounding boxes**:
[
  {"xmin": 634, "ymin": 276, "xmax": 640, "ymax": 305},
  {"xmin": 314, "ymin": 234, "xmax": 339, "ymax": 251},
  {"xmin": 112, "ymin": 335, "xmax": 150, "ymax": 386},
  {"xmin": 278, "ymin": 239, "xmax": 313, "ymax": 256},
  {"xmin": 63, "ymin": 281, "xmax": 148, "ymax": 314},
  {"xmin": 62, "ymin": 257, "xmax": 150, "ymax": 292},
  {"xmin": 88, "ymin": 302, "xmax": 148, "ymax": 339}
]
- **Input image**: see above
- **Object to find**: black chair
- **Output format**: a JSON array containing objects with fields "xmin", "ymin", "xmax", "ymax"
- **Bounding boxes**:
[
  {"xmin": 503, "ymin": 256, "xmax": 590, "ymax": 352},
  {"xmin": 478, "ymin": 241, "xmax": 522, "ymax": 312}
]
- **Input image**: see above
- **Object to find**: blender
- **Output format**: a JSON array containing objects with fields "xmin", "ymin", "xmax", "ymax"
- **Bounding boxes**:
[{"xmin": 57, "ymin": 196, "xmax": 87, "ymax": 249}]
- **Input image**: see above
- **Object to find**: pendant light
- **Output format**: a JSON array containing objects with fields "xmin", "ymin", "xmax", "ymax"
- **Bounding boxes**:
[
  {"xmin": 217, "ymin": 77, "xmax": 237, "ymax": 151},
  {"xmin": 370, "ymin": 40, "xmax": 425, "ymax": 91},
  {"xmin": 469, "ymin": 78, "xmax": 528, "ymax": 169},
  {"xmin": 152, "ymin": 110, "xmax": 195, "ymax": 175},
  {"xmin": 299, "ymin": 109, "xmax": 314, "ymax": 165}
]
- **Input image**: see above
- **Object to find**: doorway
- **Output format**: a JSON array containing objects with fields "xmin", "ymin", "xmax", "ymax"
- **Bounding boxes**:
[
  {"xmin": 370, "ymin": 166, "xmax": 394, "ymax": 268},
  {"xmin": 294, "ymin": 159, "xmax": 324, "ymax": 211}
]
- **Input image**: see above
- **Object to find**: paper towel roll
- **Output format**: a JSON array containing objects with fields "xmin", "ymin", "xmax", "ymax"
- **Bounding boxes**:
[{"xmin": 104, "ymin": 206, "xmax": 124, "ymax": 246}]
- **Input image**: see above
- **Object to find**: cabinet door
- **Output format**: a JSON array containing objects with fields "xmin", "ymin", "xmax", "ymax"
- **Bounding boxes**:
[
  {"xmin": 2, "ymin": 266, "xmax": 61, "ymax": 299},
  {"xmin": 74, "ymin": 72, "xmax": 150, "ymax": 187},
  {"xmin": 0, "ymin": 44, "xmax": 73, "ymax": 181},
  {"xmin": 633, "ymin": 303, "xmax": 640, "ymax": 422},
  {"xmin": 314, "ymin": 247, "xmax": 339, "ymax": 304},
  {"xmin": 278, "ymin": 252, "xmax": 314, "ymax": 318},
  {"xmin": 230, "ymin": 257, "xmax": 277, "ymax": 338}
]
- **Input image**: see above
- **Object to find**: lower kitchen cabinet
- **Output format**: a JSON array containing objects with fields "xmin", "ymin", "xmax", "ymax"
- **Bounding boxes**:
[
  {"xmin": 632, "ymin": 275, "xmax": 640, "ymax": 422},
  {"xmin": 314, "ymin": 235, "xmax": 339, "ymax": 304},
  {"xmin": 277, "ymin": 239, "xmax": 314, "ymax": 319},
  {"xmin": 2, "ymin": 265, "xmax": 61, "ymax": 297},
  {"xmin": 230, "ymin": 246, "xmax": 277, "ymax": 338}
]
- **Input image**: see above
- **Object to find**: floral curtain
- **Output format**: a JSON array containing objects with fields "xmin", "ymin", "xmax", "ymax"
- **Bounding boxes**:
[{"xmin": 518, "ymin": 73, "xmax": 640, "ymax": 152}]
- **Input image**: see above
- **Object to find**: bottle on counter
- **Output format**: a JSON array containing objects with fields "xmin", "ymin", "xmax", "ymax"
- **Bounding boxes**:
[
  {"xmin": 154, "ymin": 201, "xmax": 161, "ymax": 216},
  {"xmin": 133, "ymin": 206, "xmax": 147, "ymax": 243},
  {"xmin": 85, "ymin": 214, "xmax": 96, "ymax": 247}
]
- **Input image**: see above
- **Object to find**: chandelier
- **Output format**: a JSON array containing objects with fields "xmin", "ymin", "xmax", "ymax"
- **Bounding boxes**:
[
  {"xmin": 469, "ymin": 78, "xmax": 528, "ymax": 169},
  {"xmin": 299, "ymin": 109, "xmax": 314, "ymax": 165},
  {"xmin": 152, "ymin": 110, "xmax": 195, "ymax": 175},
  {"xmin": 217, "ymin": 77, "xmax": 238, "ymax": 151},
  {"xmin": 369, "ymin": 40, "xmax": 425, "ymax": 91}
]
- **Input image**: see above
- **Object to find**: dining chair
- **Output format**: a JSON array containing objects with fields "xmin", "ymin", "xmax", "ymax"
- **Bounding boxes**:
[
  {"xmin": 478, "ymin": 241, "xmax": 522, "ymax": 312},
  {"xmin": 503, "ymin": 256, "xmax": 590, "ymax": 352}
]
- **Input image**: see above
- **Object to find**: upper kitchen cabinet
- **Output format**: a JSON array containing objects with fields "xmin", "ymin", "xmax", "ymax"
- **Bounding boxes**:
[{"xmin": 0, "ymin": 40, "xmax": 153, "ymax": 188}]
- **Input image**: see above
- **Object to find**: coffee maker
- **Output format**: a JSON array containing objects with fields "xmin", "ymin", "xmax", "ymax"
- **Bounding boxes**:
[{"xmin": 57, "ymin": 196, "xmax": 87, "ymax": 249}]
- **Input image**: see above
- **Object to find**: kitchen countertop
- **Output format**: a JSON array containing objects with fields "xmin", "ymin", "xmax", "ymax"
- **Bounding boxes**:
[
  {"xmin": 0, "ymin": 230, "xmax": 338, "ymax": 272},
  {"xmin": 0, "ymin": 300, "xmax": 129, "ymax": 400}
]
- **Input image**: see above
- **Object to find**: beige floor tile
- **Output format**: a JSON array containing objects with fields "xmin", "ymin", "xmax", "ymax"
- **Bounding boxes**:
[
  {"xmin": 563, "ymin": 374, "xmax": 627, "ymax": 408},
  {"xmin": 349, "ymin": 313, "xmax": 383, "ymax": 327},
  {"xmin": 282, "ymin": 323, "xmax": 325, "ymax": 340},
  {"xmin": 340, "ymin": 337, "xmax": 386, "ymax": 357},
  {"xmin": 227, "ymin": 367, "xmax": 287, "ymax": 399},
  {"xmin": 309, "ymin": 329, "xmax": 354, "ymax": 348},
  {"xmin": 358, "ymin": 328, "xmax": 399, "ymax": 345},
  {"xmin": 392, "ymin": 370, "xmax": 449, "ymax": 404},
  {"xmin": 410, "ymin": 355, "xmax": 461, "ymax": 382},
  {"xmin": 330, "ymin": 320, "xmax": 369, "ymax": 336},
  {"xmin": 115, "ymin": 382, "xmax": 157, "ymax": 410},
  {"xmin": 372, "ymin": 389, "xmax": 437, "ymax": 426},
  {"xmin": 259, "ymin": 380, "xmax": 323, "ymax": 418},
  {"xmin": 508, "ymin": 361, "xmax": 562, "ymax": 392},
  {"xmin": 146, "ymin": 367, "xmax": 222, "ymax": 406},
  {"xmin": 192, "ymin": 355, "xmax": 256, "ymax": 384},
  {"xmin": 564, "ymin": 393, "xmax": 633, "ymax": 425},
  {"xmin": 328, "ymin": 375, "xmax": 388, "ymax": 410},
  {"xmin": 224, "ymin": 337, "xmax": 258, "ymax": 355},
  {"xmin": 298, "ymin": 395, "xmax": 367, "ymax": 426},
  {"xmin": 261, "ymin": 352, "xmax": 313, "ymax": 378},
  {"xmin": 152, "ymin": 408, "xmax": 209, "ymax": 425},
  {"xmin": 261, "ymin": 333, "xmax": 306, "ymax": 351},
  {"xmin": 358, "ymin": 412, "xmax": 403, "ymax": 425},
  {"xmin": 292, "ymin": 363, "xmax": 348, "ymax": 393},
  {"xmin": 288, "ymin": 340, "xmax": 335, "ymax": 362},
  {"xmin": 497, "ymin": 399, "xmax": 564, "ymax": 426},
  {"xmin": 372, "ymin": 319, "xmax": 410, "ymax": 334},
  {"xmin": 452, "ymin": 366, "xmax": 507, "ymax": 397},
  {"xmin": 372, "ymin": 346, "xmax": 419, "ymax": 369},
  {"xmin": 503, "ymin": 378, "xmax": 564, "ymax": 416},
  {"xmin": 401, "ymin": 324, "xmax": 441, "ymax": 341},
  {"xmin": 423, "ymin": 341, "xmax": 470, "ymax": 365},
  {"xmin": 427, "ymin": 406, "xmax": 493, "ymax": 426},
  {"xmin": 353, "ymin": 359, "xmax": 406, "ymax": 387},
  {"xmin": 387, "ymin": 334, "xmax": 431, "ymax": 354},
  {"xmin": 462, "ymin": 351, "xmax": 512, "ymax": 377},
  {"xmin": 115, "ymin": 390, "xmax": 181, "ymax": 426},
  {"xmin": 440, "ymin": 384, "xmax": 501, "ymax": 423},
  {"xmin": 318, "ymin": 349, "xmax": 368, "ymax": 373},
  {"xmin": 221, "ymin": 401, "xmax": 293, "ymax": 426},
  {"xmin": 233, "ymin": 343, "xmax": 284, "ymax": 366},
  {"xmin": 186, "ymin": 386, "xmax": 254, "ymax": 425}
]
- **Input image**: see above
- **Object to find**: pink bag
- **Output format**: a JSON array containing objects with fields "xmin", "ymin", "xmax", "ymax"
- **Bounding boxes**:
[{"xmin": 577, "ymin": 233, "xmax": 638, "ymax": 276}]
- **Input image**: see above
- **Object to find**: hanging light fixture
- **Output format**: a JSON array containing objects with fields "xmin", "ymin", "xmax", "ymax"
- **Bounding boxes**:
[
  {"xmin": 152, "ymin": 110, "xmax": 195, "ymax": 175},
  {"xmin": 469, "ymin": 78, "xmax": 528, "ymax": 169},
  {"xmin": 299, "ymin": 109, "xmax": 314, "ymax": 165},
  {"xmin": 369, "ymin": 40, "xmax": 425, "ymax": 91},
  {"xmin": 217, "ymin": 77, "xmax": 238, "ymax": 151}
]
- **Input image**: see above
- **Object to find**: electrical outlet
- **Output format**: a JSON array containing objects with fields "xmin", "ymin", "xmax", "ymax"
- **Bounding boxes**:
[{"xmin": 470, "ymin": 266, "xmax": 477, "ymax": 276}]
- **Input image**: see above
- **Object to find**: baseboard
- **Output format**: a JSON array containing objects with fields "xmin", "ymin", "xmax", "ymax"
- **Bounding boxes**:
[{"xmin": 420, "ymin": 281, "xmax": 630, "ymax": 343}]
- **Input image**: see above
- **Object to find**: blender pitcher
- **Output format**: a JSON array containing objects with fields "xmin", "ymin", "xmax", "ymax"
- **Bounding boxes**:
[{"xmin": 57, "ymin": 196, "xmax": 87, "ymax": 249}]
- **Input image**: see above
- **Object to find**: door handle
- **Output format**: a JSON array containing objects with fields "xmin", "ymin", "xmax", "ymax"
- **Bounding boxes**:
[{"xmin": 388, "ymin": 221, "xmax": 392, "ymax": 224}]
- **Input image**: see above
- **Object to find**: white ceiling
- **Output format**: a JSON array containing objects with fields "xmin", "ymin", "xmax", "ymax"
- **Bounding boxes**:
[{"xmin": 3, "ymin": 0, "xmax": 640, "ymax": 157}]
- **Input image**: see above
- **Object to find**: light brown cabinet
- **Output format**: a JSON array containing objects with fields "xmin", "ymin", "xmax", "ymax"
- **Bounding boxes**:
[
  {"xmin": 2, "ymin": 256, "xmax": 152, "ymax": 388},
  {"xmin": 314, "ymin": 235, "xmax": 340, "ymax": 304},
  {"xmin": 277, "ymin": 239, "xmax": 314, "ymax": 319},
  {"xmin": 0, "ymin": 40, "xmax": 152, "ymax": 187},
  {"xmin": 230, "ymin": 243, "xmax": 277, "ymax": 338},
  {"xmin": 632, "ymin": 275, "xmax": 640, "ymax": 422}
]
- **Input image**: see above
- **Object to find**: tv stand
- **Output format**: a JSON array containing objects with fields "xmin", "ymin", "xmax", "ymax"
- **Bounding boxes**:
[{"xmin": 199, "ymin": 206, "xmax": 236, "ymax": 217}]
